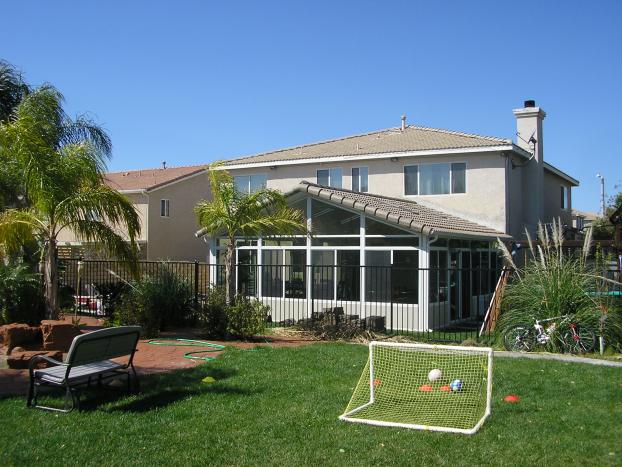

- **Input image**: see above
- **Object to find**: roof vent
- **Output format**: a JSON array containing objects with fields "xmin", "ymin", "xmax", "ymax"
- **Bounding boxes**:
[
  {"xmin": 524, "ymin": 100, "xmax": 536, "ymax": 108},
  {"xmin": 401, "ymin": 115, "xmax": 407, "ymax": 131},
  {"xmin": 162, "ymin": 161, "xmax": 167, "ymax": 169}
]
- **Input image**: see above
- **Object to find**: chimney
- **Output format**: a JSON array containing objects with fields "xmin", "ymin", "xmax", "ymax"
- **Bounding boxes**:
[
  {"xmin": 513, "ymin": 100, "xmax": 546, "ymax": 233},
  {"xmin": 513, "ymin": 100, "xmax": 545, "ymax": 162},
  {"xmin": 162, "ymin": 161, "xmax": 167, "ymax": 169},
  {"xmin": 401, "ymin": 115, "xmax": 406, "ymax": 131}
]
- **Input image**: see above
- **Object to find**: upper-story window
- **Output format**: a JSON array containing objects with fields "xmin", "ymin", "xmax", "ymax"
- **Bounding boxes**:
[
  {"xmin": 404, "ymin": 163, "xmax": 466, "ymax": 195},
  {"xmin": 352, "ymin": 167, "xmax": 368, "ymax": 192},
  {"xmin": 317, "ymin": 168, "xmax": 342, "ymax": 188},
  {"xmin": 160, "ymin": 199, "xmax": 170, "ymax": 217},
  {"xmin": 234, "ymin": 174, "xmax": 268, "ymax": 194},
  {"xmin": 561, "ymin": 186, "xmax": 569, "ymax": 209}
]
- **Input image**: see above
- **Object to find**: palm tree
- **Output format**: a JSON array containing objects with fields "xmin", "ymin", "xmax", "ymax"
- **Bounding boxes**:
[
  {"xmin": 0, "ymin": 60, "xmax": 29, "ymax": 123},
  {"xmin": 0, "ymin": 86, "xmax": 140, "ymax": 319},
  {"xmin": 0, "ymin": 60, "xmax": 30, "ymax": 209},
  {"xmin": 195, "ymin": 168, "xmax": 306, "ymax": 304}
]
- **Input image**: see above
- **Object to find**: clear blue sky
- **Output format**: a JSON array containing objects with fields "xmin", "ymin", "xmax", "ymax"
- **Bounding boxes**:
[{"xmin": 2, "ymin": 0, "xmax": 620, "ymax": 212}]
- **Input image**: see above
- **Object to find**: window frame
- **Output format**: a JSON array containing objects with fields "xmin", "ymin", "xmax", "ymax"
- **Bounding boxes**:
[
  {"xmin": 160, "ymin": 199, "xmax": 170, "ymax": 218},
  {"xmin": 316, "ymin": 167, "xmax": 343, "ymax": 188},
  {"xmin": 233, "ymin": 173, "xmax": 268, "ymax": 194},
  {"xmin": 351, "ymin": 166, "xmax": 369, "ymax": 193},
  {"xmin": 403, "ymin": 162, "xmax": 468, "ymax": 196},
  {"xmin": 560, "ymin": 185, "xmax": 569, "ymax": 209}
]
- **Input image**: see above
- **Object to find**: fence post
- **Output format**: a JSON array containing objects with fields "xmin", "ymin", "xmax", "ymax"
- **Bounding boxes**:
[{"xmin": 194, "ymin": 260, "xmax": 199, "ymax": 308}]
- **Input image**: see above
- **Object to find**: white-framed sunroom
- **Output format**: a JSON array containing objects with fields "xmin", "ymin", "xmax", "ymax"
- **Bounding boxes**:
[{"xmin": 206, "ymin": 193, "xmax": 501, "ymax": 332}]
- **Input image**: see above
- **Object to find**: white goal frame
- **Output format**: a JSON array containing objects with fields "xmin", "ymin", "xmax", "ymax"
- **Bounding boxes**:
[{"xmin": 339, "ymin": 341, "xmax": 494, "ymax": 435}]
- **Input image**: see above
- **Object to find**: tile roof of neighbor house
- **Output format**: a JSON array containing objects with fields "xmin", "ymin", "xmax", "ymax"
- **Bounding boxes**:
[
  {"xmin": 296, "ymin": 181, "xmax": 509, "ymax": 239},
  {"xmin": 104, "ymin": 165, "xmax": 207, "ymax": 192},
  {"xmin": 221, "ymin": 125, "xmax": 514, "ymax": 166}
]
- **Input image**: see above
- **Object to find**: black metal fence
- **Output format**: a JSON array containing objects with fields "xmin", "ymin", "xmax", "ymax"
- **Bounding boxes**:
[{"xmin": 59, "ymin": 258, "xmax": 507, "ymax": 342}]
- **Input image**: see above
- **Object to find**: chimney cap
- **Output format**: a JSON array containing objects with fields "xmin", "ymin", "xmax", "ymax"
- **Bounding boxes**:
[{"xmin": 524, "ymin": 100, "xmax": 536, "ymax": 108}]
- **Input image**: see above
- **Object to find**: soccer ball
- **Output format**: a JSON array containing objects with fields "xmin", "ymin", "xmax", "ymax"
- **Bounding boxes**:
[
  {"xmin": 428, "ymin": 368, "xmax": 442, "ymax": 382},
  {"xmin": 450, "ymin": 379, "xmax": 463, "ymax": 392}
]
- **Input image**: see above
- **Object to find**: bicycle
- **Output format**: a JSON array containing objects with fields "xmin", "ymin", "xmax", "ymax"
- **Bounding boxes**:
[{"xmin": 503, "ymin": 314, "xmax": 596, "ymax": 353}]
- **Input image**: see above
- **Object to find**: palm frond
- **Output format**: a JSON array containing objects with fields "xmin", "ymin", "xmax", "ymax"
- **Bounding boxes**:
[
  {"xmin": 55, "ymin": 183, "xmax": 141, "ymax": 242},
  {"xmin": 70, "ymin": 219, "xmax": 138, "ymax": 271},
  {"xmin": 0, "ymin": 60, "xmax": 30, "ymax": 122},
  {"xmin": 0, "ymin": 209, "xmax": 43, "ymax": 254}
]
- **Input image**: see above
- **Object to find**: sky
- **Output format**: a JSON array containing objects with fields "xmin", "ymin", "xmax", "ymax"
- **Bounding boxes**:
[{"xmin": 1, "ymin": 0, "xmax": 621, "ymax": 212}]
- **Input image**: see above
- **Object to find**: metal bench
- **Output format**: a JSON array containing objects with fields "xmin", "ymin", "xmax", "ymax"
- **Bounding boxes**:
[{"xmin": 27, "ymin": 326, "xmax": 141, "ymax": 412}]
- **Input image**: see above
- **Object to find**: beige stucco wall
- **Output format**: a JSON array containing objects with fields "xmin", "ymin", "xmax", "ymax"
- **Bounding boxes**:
[
  {"xmin": 145, "ymin": 172, "xmax": 211, "ymax": 261},
  {"xmin": 543, "ymin": 170, "xmax": 572, "ymax": 226},
  {"xmin": 56, "ymin": 192, "xmax": 149, "ymax": 244},
  {"xmin": 226, "ymin": 151, "xmax": 509, "ymax": 234}
]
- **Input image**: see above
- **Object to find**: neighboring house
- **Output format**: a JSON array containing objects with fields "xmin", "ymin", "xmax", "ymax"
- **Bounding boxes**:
[
  {"xmin": 57, "ymin": 164, "xmax": 210, "ymax": 261},
  {"xmin": 572, "ymin": 209, "xmax": 598, "ymax": 231},
  {"xmin": 197, "ymin": 100, "xmax": 579, "ymax": 331}
]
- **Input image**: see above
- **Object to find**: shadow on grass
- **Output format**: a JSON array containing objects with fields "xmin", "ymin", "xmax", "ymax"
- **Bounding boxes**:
[{"xmin": 38, "ymin": 365, "xmax": 257, "ymax": 413}]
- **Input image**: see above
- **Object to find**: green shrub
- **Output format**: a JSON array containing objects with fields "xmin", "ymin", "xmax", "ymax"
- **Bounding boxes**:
[
  {"xmin": 0, "ymin": 264, "xmax": 45, "ymax": 325},
  {"xmin": 226, "ymin": 296, "xmax": 269, "ymax": 339},
  {"xmin": 94, "ymin": 282, "xmax": 130, "ymax": 316},
  {"xmin": 114, "ymin": 264, "xmax": 195, "ymax": 337},
  {"xmin": 197, "ymin": 286, "xmax": 228, "ymax": 338}
]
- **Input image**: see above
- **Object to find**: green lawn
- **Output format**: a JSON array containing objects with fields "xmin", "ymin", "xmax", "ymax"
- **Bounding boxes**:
[{"xmin": 0, "ymin": 343, "xmax": 620, "ymax": 466}]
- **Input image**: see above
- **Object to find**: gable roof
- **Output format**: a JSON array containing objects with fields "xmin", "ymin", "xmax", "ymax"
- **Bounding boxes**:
[
  {"xmin": 295, "ymin": 181, "xmax": 509, "ymax": 239},
  {"xmin": 105, "ymin": 165, "xmax": 207, "ymax": 192},
  {"xmin": 543, "ymin": 162, "xmax": 580, "ymax": 186},
  {"xmin": 221, "ymin": 125, "xmax": 515, "ymax": 167}
]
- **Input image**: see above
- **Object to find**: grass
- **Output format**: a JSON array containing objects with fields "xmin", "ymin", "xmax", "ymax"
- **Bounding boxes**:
[{"xmin": 0, "ymin": 343, "xmax": 621, "ymax": 466}]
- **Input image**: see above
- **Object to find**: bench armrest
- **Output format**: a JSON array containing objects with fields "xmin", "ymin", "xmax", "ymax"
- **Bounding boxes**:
[{"xmin": 28, "ymin": 355, "xmax": 67, "ymax": 376}]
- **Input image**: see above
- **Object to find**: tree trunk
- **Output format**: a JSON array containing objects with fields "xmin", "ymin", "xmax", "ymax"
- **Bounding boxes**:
[
  {"xmin": 225, "ymin": 242, "xmax": 236, "ymax": 305},
  {"xmin": 43, "ymin": 239, "xmax": 60, "ymax": 320}
]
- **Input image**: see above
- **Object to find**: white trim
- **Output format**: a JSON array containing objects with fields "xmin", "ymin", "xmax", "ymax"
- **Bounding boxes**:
[
  {"xmin": 217, "ymin": 145, "xmax": 526, "ymax": 170},
  {"xmin": 116, "ymin": 189, "xmax": 148, "ymax": 195}
]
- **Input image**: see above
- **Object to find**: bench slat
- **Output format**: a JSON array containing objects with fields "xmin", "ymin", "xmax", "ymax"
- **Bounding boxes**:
[{"xmin": 35, "ymin": 360, "xmax": 124, "ymax": 384}]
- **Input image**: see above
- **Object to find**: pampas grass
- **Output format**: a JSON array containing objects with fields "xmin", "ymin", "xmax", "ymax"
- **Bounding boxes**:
[{"xmin": 498, "ymin": 219, "xmax": 622, "ymax": 353}]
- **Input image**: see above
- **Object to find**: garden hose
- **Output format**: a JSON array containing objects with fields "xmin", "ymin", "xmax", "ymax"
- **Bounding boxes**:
[{"xmin": 147, "ymin": 338, "xmax": 226, "ymax": 361}]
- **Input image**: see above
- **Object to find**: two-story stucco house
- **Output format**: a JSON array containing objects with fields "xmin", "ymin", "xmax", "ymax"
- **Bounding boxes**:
[
  {"xmin": 57, "ymin": 164, "xmax": 210, "ymax": 261},
  {"xmin": 61, "ymin": 100, "xmax": 578, "ymax": 332},
  {"xmin": 199, "ymin": 100, "xmax": 578, "ymax": 331}
]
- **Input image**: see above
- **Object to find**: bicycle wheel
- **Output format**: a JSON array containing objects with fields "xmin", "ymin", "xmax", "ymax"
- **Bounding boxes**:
[
  {"xmin": 503, "ymin": 324, "xmax": 536, "ymax": 352},
  {"xmin": 562, "ymin": 325, "xmax": 596, "ymax": 354}
]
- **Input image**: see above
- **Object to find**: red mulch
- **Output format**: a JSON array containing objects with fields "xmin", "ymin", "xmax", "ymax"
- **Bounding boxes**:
[{"xmin": 0, "ymin": 316, "xmax": 315, "ymax": 398}]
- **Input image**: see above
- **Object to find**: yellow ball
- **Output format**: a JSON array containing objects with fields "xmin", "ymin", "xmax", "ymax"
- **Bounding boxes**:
[{"xmin": 202, "ymin": 376, "xmax": 217, "ymax": 384}]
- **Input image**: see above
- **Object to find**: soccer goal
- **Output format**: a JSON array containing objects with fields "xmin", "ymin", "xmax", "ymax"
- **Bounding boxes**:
[{"xmin": 339, "ymin": 341, "xmax": 493, "ymax": 435}]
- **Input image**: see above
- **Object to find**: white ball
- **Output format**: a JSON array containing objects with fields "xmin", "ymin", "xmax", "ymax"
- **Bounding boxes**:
[{"xmin": 428, "ymin": 368, "xmax": 442, "ymax": 382}]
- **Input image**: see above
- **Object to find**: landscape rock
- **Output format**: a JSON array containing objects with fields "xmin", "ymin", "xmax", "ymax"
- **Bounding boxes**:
[
  {"xmin": 0, "ymin": 323, "xmax": 42, "ymax": 354},
  {"xmin": 40, "ymin": 320, "xmax": 82, "ymax": 352},
  {"xmin": 7, "ymin": 350, "xmax": 63, "ymax": 369}
]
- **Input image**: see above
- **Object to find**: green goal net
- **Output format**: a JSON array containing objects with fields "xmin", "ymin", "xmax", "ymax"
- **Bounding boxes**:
[{"xmin": 340, "ymin": 342, "xmax": 493, "ymax": 434}]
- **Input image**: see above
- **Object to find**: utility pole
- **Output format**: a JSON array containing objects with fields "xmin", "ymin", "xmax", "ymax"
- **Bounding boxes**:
[{"xmin": 596, "ymin": 173, "xmax": 606, "ymax": 216}]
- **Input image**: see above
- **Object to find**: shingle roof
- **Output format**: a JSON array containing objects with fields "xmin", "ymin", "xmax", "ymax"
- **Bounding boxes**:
[
  {"xmin": 222, "ymin": 125, "xmax": 511, "ymax": 166},
  {"xmin": 105, "ymin": 165, "xmax": 207, "ymax": 191},
  {"xmin": 296, "ymin": 181, "xmax": 509, "ymax": 239}
]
